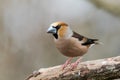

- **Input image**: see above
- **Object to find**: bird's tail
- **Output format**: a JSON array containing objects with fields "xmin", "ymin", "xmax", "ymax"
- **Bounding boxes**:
[
  {"xmin": 92, "ymin": 39, "xmax": 103, "ymax": 45},
  {"xmin": 82, "ymin": 38, "xmax": 103, "ymax": 46},
  {"xmin": 88, "ymin": 39, "xmax": 103, "ymax": 48}
]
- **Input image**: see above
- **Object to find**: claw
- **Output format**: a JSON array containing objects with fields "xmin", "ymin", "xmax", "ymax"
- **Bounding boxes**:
[
  {"xmin": 62, "ymin": 57, "xmax": 73, "ymax": 70},
  {"xmin": 70, "ymin": 57, "xmax": 82, "ymax": 70}
]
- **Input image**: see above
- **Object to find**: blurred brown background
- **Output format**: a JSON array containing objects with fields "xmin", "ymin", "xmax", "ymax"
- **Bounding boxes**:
[{"xmin": 0, "ymin": 0, "xmax": 120, "ymax": 80}]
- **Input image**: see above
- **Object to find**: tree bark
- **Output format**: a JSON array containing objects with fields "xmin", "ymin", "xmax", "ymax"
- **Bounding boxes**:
[{"xmin": 26, "ymin": 56, "xmax": 120, "ymax": 80}]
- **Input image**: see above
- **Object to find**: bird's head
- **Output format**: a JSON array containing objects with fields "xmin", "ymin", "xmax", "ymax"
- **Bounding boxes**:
[{"xmin": 47, "ymin": 22, "xmax": 72, "ymax": 39}]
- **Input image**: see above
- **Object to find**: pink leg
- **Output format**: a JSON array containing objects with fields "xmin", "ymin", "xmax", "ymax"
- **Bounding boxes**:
[
  {"xmin": 62, "ymin": 57, "xmax": 73, "ymax": 70},
  {"xmin": 70, "ymin": 57, "xmax": 82, "ymax": 70}
]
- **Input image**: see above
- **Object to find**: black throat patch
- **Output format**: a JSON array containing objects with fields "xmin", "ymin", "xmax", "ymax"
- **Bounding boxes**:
[{"xmin": 53, "ymin": 34, "xmax": 58, "ymax": 39}]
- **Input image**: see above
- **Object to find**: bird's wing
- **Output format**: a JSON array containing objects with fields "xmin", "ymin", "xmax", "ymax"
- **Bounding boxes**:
[
  {"xmin": 72, "ymin": 31, "xmax": 98, "ymax": 45},
  {"xmin": 82, "ymin": 38, "xmax": 98, "ymax": 45},
  {"xmin": 72, "ymin": 31, "xmax": 84, "ymax": 41}
]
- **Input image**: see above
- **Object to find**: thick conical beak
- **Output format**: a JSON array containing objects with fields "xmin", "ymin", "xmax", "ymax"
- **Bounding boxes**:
[{"xmin": 47, "ymin": 26, "xmax": 56, "ymax": 34}]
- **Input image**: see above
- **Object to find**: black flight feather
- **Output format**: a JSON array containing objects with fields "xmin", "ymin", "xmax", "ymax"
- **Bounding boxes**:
[
  {"xmin": 72, "ymin": 31, "xmax": 98, "ymax": 45},
  {"xmin": 82, "ymin": 38, "xmax": 98, "ymax": 45}
]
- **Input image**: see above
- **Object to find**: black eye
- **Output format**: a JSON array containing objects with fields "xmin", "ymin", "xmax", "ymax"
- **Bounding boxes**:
[
  {"xmin": 52, "ymin": 26, "xmax": 55, "ymax": 28},
  {"xmin": 55, "ymin": 25, "xmax": 61, "ymax": 30}
]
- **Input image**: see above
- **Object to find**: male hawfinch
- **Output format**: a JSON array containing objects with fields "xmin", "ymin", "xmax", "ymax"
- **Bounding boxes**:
[{"xmin": 47, "ymin": 22, "xmax": 99, "ymax": 70}]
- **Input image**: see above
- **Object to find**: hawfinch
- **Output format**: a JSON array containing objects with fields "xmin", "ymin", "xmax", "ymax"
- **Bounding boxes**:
[{"xmin": 47, "ymin": 22, "xmax": 99, "ymax": 70}]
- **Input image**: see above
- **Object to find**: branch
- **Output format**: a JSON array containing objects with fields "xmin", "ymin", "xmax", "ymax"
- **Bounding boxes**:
[{"xmin": 26, "ymin": 56, "xmax": 120, "ymax": 80}]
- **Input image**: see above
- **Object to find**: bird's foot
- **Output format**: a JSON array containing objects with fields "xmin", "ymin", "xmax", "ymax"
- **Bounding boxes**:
[
  {"xmin": 70, "ymin": 57, "xmax": 82, "ymax": 70},
  {"xmin": 70, "ymin": 61, "xmax": 79, "ymax": 70},
  {"xmin": 62, "ymin": 57, "xmax": 72, "ymax": 70}
]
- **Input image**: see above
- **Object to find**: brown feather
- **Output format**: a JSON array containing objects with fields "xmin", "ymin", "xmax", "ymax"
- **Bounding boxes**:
[
  {"xmin": 52, "ymin": 22, "xmax": 68, "ymax": 27},
  {"xmin": 58, "ymin": 26, "xmax": 68, "ymax": 38},
  {"xmin": 48, "ymin": 22, "xmax": 99, "ymax": 57},
  {"xmin": 72, "ymin": 31, "xmax": 98, "ymax": 46},
  {"xmin": 72, "ymin": 31, "xmax": 84, "ymax": 41},
  {"xmin": 54, "ymin": 37, "xmax": 88, "ymax": 57}
]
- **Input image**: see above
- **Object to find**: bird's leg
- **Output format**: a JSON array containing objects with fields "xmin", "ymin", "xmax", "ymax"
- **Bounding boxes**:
[
  {"xmin": 62, "ymin": 57, "xmax": 73, "ymax": 70},
  {"xmin": 70, "ymin": 57, "xmax": 82, "ymax": 70}
]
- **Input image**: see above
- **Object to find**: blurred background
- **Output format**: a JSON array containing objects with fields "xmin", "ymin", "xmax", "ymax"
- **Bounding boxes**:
[{"xmin": 0, "ymin": 0, "xmax": 120, "ymax": 80}]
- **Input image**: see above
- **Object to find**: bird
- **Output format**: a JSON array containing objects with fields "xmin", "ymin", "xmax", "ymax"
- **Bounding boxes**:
[{"xmin": 47, "ymin": 21, "xmax": 100, "ymax": 70}]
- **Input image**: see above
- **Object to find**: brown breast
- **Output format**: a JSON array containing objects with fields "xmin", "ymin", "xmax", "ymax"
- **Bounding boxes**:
[{"xmin": 54, "ymin": 37, "xmax": 89, "ymax": 57}]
